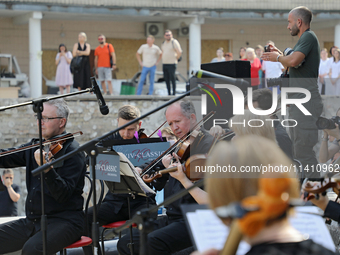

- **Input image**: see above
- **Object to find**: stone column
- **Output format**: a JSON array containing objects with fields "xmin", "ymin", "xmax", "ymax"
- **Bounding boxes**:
[
  {"xmin": 335, "ymin": 23, "xmax": 340, "ymax": 49},
  {"xmin": 29, "ymin": 12, "xmax": 43, "ymax": 98},
  {"xmin": 189, "ymin": 17, "xmax": 204, "ymax": 75}
]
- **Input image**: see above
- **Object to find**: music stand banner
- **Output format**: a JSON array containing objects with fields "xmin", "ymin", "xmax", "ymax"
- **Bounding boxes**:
[
  {"xmin": 112, "ymin": 142, "xmax": 170, "ymax": 166},
  {"xmin": 90, "ymin": 148, "xmax": 121, "ymax": 182}
]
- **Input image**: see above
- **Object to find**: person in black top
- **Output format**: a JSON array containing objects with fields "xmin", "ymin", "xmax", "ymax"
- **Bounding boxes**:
[
  {"xmin": 118, "ymin": 99, "xmax": 214, "ymax": 255},
  {"xmin": 0, "ymin": 99, "xmax": 86, "ymax": 255},
  {"xmin": 83, "ymin": 105, "xmax": 156, "ymax": 255},
  {"xmin": 0, "ymin": 169, "xmax": 20, "ymax": 217},
  {"xmin": 72, "ymin": 32, "xmax": 91, "ymax": 90}
]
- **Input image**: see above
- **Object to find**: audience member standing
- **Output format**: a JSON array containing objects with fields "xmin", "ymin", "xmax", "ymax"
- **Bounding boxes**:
[
  {"xmin": 94, "ymin": 34, "xmax": 116, "ymax": 95},
  {"xmin": 211, "ymin": 47, "xmax": 225, "ymax": 63},
  {"xmin": 0, "ymin": 169, "xmax": 20, "ymax": 217},
  {"xmin": 262, "ymin": 41, "xmax": 284, "ymax": 93},
  {"xmin": 329, "ymin": 48, "xmax": 340, "ymax": 95},
  {"xmin": 136, "ymin": 35, "xmax": 162, "ymax": 95},
  {"xmin": 72, "ymin": 32, "xmax": 91, "ymax": 91},
  {"xmin": 255, "ymin": 45, "xmax": 264, "ymax": 88},
  {"xmin": 161, "ymin": 30, "xmax": 182, "ymax": 96},
  {"xmin": 224, "ymin": 52, "xmax": 233, "ymax": 61},
  {"xmin": 319, "ymin": 48, "xmax": 331, "ymax": 95},
  {"xmin": 55, "ymin": 44, "xmax": 73, "ymax": 95},
  {"xmin": 329, "ymin": 46, "xmax": 339, "ymax": 64},
  {"xmin": 239, "ymin": 46, "xmax": 246, "ymax": 60},
  {"xmin": 245, "ymin": 47, "xmax": 261, "ymax": 90}
]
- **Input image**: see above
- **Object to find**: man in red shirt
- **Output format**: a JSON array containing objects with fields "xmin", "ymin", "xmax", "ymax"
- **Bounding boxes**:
[{"xmin": 94, "ymin": 34, "xmax": 116, "ymax": 95}]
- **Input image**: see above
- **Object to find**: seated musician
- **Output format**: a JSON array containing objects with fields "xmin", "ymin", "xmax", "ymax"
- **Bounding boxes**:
[
  {"xmin": 118, "ymin": 99, "xmax": 214, "ymax": 255},
  {"xmin": 83, "ymin": 105, "xmax": 156, "ymax": 255},
  {"xmin": 193, "ymin": 135, "xmax": 335, "ymax": 255},
  {"xmin": 319, "ymin": 107, "xmax": 340, "ymax": 164},
  {"xmin": 0, "ymin": 99, "xmax": 86, "ymax": 255}
]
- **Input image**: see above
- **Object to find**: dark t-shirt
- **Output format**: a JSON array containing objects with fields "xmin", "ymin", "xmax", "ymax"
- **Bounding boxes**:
[
  {"xmin": 0, "ymin": 184, "xmax": 20, "ymax": 216},
  {"xmin": 289, "ymin": 29, "xmax": 320, "ymax": 99},
  {"xmin": 246, "ymin": 239, "xmax": 336, "ymax": 255}
]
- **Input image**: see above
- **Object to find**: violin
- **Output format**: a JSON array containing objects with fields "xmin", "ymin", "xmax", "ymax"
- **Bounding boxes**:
[
  {"xmin": 302, "ymin": 173, "xmax": 340, "ymax": 201},
  {"xmin": 142, "ymin": 154, "xmax": 207, "ymax": 183},
  {"xmin": 140, "ymin": 111, "xmax": 215, "ymax": 179},
  {"xmin": 44, "ymin": 138, "xmax": 68, "ymax": 163},
  {"xmin": 0, "ymin": 131, "xmax": 83, "ymax": 158}
]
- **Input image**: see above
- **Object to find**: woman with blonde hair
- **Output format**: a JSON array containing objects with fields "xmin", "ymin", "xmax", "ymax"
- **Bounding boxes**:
[
  {"xmin": 192, "ymin": 135, "xmax": 335, "ymax": 255},
  {"xmin": 72, "ymin": 32, "xmax": 91, "ymax": 91},
  {"xmin": 244, "ymin": 47, "xmax": 262, "ymax": 90}
]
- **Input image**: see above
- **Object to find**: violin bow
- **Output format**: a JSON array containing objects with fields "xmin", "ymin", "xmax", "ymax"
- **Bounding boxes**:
[{"xmin": 140, "ymin": 111, "xmax": 215, "ymax": 178}]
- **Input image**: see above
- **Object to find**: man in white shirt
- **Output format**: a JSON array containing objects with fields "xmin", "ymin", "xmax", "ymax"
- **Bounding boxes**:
[
  {"xmin": 262, "ymin": 41, "xmax": 284, "ymax": 93},
  {"xmin": 136, "ymin": 35, "xmax": 162, "ymax": 95}
]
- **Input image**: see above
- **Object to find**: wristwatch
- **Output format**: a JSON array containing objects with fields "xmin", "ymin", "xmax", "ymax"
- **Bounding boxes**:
[{"xmin": 276, "ymin": 55, "xmax": 280, "ymax": 62}]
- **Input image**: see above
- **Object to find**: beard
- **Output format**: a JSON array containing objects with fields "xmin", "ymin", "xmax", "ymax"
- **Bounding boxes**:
[
  {"xmin": 290, "ymin": 24, "xmax": 299, "ymax": 36},
  {"xmin": 99, "ymin": 41, "xmax": 104, "ymax": 44}
]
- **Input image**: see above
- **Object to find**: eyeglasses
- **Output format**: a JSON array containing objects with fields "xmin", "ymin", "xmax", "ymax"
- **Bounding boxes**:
[
  {"xmin": 165, "ymin": 34, "xmax": 171, "ymax": 36},
  {"xmin": 98, "ymin": 38, "xmax": 104, "ymax": 41},
  {"xmin": 35, "ymin": 115, "xmax": 64, "ymax": 123},
  {"xmin": 5, "ymin": 177, "xmax": 13, "ymax": 180}
]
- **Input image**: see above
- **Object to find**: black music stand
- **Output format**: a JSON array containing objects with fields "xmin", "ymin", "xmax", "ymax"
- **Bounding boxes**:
[{"xmin": 94, "ymin": 149, "xmax": 155, "ymax": 254}]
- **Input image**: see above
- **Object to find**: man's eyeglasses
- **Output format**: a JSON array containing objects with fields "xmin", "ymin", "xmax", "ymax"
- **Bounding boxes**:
[
  {"xmin": 165, "ymin": 34, "xmax": 171, "ymax": 36},
  {"xmin": 5, "ymin": 177, "xmax": 13, "ymax": 180},
  {"xmin": 98, "ymin": 38, "xmax": 104, "ymax": 41},
  {"xmin": 35, "ymin": 115, "xmax": 64, "ymax": 123}
]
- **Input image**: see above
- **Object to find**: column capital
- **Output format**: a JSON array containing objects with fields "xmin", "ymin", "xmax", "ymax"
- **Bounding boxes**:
[{"xmin": 13, "ymin": 11, "xmax": 42, "ymax": 25}]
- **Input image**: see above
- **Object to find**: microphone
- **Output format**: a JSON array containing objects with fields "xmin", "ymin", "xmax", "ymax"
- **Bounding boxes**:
[
  {"xmin": 90, "ymin": 77, "xmax": 109, "ymax": 115},
  {"xmin": 191, "ymin": 70, "xmax": 249, "ymax": 90}
]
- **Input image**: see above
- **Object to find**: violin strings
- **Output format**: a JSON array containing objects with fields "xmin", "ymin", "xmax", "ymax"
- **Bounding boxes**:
[{"xmin": 140, "ymin": 112, "xmax": 215, "ymax": 178}]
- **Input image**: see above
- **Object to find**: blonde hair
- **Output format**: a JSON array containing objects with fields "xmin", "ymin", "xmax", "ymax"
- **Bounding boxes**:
[
  {"xmin": 206, "ymin": 135, "xmax": 299, "ymax": 210},
  {"xmin": 246, "ymin": 47, "xmax": 256, "ymax": 58},
  {"xmin": 230, "ymin": 110, "xmax": 276, "ymax": 142},
  {"xmin": 161, "ymin": 127, "xmax": 175, "ymax": 136},
  {"xmin": 79, "ymin": 32, "xmax": 87, "ymax": 42}
]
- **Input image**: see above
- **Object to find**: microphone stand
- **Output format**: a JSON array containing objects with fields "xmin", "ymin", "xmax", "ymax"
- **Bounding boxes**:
[
  {"xmin": 0, "ymin": 84, "xmax": 98, "ymax": 255},
  {"xmin": 31, "ymin": 85, "xmax": 200, "ymax": 253}
]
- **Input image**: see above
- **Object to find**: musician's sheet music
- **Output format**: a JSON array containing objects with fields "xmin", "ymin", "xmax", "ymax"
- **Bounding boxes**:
[
  {"xmin": 118, "ymin": 152, "xmax": 155, "ymax": 195},
  {"xmin": 185, "ymin": 206, "xmax": 335, "ymax": 253}
]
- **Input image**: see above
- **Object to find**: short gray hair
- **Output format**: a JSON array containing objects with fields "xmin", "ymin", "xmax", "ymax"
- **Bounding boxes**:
[
  {"xmin": 3, "ymin": 169, "xmax": 13, "ymax": 176},
  {"xmin": 290, "ymin": 6, "xmax": 312, "ymax": 25},
  {"xmin": 166, "ymin": 99, "xmax": 196, "ymax": 119},
  {"xmin": 45, "ymin": 99, "xmax": 70, "ymax": 125}
]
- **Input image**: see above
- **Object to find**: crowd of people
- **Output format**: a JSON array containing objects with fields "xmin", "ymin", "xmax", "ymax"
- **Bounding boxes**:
[
  {"xmin": 54, "ymin": 29, "xmax": 182, "ymax": 96},
  {"xmin": 2, "ymin": 4, "xmax": 340, "ymax": 255}
]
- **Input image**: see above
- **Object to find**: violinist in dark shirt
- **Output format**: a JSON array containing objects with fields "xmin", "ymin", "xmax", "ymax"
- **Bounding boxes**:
[
  {"xmin": 0, "ymin": 99, "xmax": 86, "ymax": 255},
  {"xmin": 118, "ymin": 99, "xmax": 214, "ymax": 255},
  {"xmin": 83, "ymin": 105, "xmax": 156, "ymax": 255}
]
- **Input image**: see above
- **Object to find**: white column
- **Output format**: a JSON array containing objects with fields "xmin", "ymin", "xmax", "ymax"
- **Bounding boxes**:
[
  {"xmin": 335, "ymin": 23, "xmax": 340, "ymax": 49},
  {"xmin": 29, "ymin": 12, "xmax": 43, "ymax": 98},
  {"xmin": 189, "ymin": 17, "xmax": 204, "ymax": 75}
]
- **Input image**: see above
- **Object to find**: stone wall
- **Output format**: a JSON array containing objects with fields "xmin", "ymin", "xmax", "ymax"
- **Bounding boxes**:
[
  {"xmin": 0, "ymin": 95, "xmax": 172, "ymax": 216},
  {"xmin": 1, "ymin": 95, "xmax": 340, "ymax": 216}
]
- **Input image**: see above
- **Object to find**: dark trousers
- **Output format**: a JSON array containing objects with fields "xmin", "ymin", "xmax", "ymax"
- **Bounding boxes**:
[
  {"xmin": 117, "ymin": 218, "xmax": 192, "ymax": 255},
  {"xmin": 0, "ymin": 217, "xmax": 83, "ymax": 255},
  {"xmin": 163, "ymin": 64, "xmax": 177, "ymax": 95},
  {"xmin": 288, "ymin": 95, "xmax": 323, "ymax": 179},
  {"xmin": 83, "ymin": 199, "xmax": 155, "ymax": 255}
]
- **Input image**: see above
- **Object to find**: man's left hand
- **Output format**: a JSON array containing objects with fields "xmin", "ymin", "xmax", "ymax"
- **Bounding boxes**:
[{"xmin": 34, "ymin": 149, "xmax": 52, "ymax": 173}]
